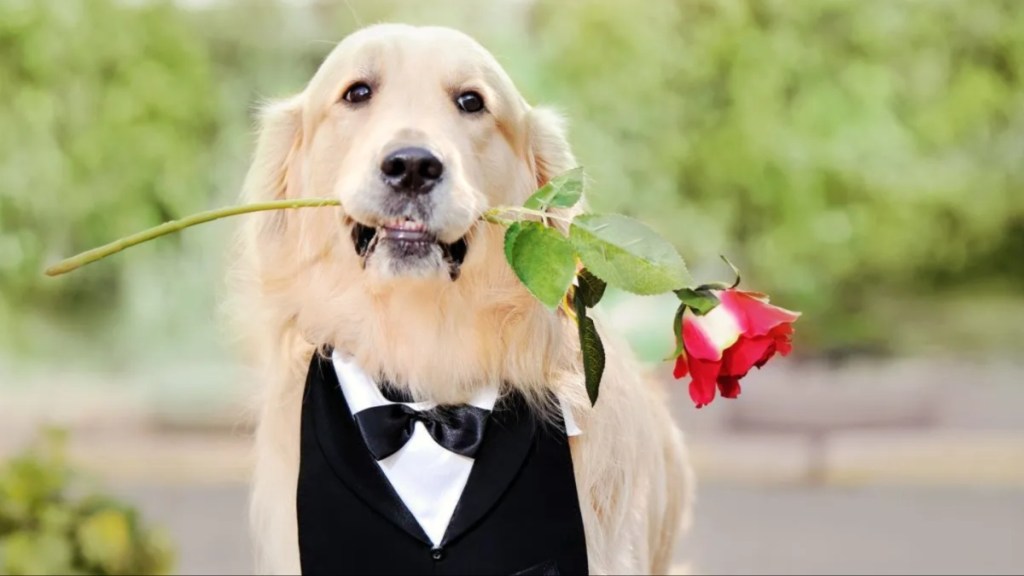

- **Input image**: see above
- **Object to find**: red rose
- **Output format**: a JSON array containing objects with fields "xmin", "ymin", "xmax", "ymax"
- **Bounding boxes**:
[{"xmin": 673, "ymin": 289, "xmax": 800, "ymax": 408}]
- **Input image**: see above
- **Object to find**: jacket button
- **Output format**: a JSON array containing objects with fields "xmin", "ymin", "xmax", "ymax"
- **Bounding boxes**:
[{"xmin": 431, "ymin": 547, "xmax": 444, "ymax": 561}]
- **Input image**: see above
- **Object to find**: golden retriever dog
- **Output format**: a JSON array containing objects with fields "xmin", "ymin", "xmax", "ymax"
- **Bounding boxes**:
[{"xmin": 231, "ymin": 23, "xmax": 693, "ymax": 575}]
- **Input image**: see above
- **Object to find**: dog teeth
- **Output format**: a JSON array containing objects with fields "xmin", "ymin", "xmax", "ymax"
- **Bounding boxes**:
[
  {"xmin": 376, "ymin": 219, "xmax": 433, "ymax": 242},
  {"xmin": 382, "ymin": 219, "xmax": 426, "ymax": 232}
]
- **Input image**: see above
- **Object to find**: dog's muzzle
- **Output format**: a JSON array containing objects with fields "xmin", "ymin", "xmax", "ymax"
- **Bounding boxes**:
[{"xmin": 351, "ymin": 219, "xmax": 469, "ymax": 280}]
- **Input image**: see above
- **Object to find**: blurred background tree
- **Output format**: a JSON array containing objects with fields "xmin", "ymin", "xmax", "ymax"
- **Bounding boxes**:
[
  {"xmin": 0, "ymin": 0, "xmax": 217, "ymax": 354},
  {"xmin": 531, "ymin": 0, "xmax": 1024, "ymax": 355},
  {"xmin": 1, "ymin": 0, "xmax": 1022, "ymax": 366}
]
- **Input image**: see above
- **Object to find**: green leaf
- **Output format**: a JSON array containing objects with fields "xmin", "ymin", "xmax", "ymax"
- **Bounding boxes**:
[
  {"xmin": 139, "ymin": 528, "xmax": 176, "ymax": 576},
  {"xmin": 667, "ymin": 303, "xmax": 687, "ymax": 361},
  {"xmin": 505, "ymin": 222, "xmax": 576, "ymax": 309},
  {"xmin": 569, "ymin": 214, "xmax": 691, "ymax": 295},
  {"xmin": 0, "ymin": 531, "xmax": 74, "ymax": 575},
  {"xmin": 675, "ymin": 287, "xmax": 720, "ymax": 316},
  {"xmin": 576, "ymin": 268, "xmax": 607, "ymax": 308},
  {"xmin": 77, "ymin": 509, "xmax": 134, "ymax": 573},
  {"xmin": 523, "ymin": 167, "xmax": 584, "ymax": 210},
  {"xmin": 574, "ymin": 290, "xmax": 606, "ymax": 406},
  {"xmin": 504, "ymin": 221, "xmax": 526, "ymax": 265}
]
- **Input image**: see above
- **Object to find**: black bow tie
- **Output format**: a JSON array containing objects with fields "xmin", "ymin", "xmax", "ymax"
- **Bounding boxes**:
[{"xmin": 353, "ymin": 403, "xmax": 491, "ymax": 461}]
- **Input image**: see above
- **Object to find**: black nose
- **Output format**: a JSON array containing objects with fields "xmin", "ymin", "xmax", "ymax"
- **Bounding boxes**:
[{"xmin": 380, "ymin": 147, "xmax": 444, "ymax": 194}]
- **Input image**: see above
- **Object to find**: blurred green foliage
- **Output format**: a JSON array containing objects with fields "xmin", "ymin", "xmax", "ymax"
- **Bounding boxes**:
[
  {"xmin": 0, "ymin": 0, "xmax": 216, "ymax": 319},
  {"xmin": 0, "ymin": 429, "xmax": 174, "ymax": 575},
  {"xmin": 532, "ymin": 0, "xmax": 1024, "ymax": 350},
  {"xmin": 1, "ymin": 0, "xmax": 1021, "ymax": 358}
]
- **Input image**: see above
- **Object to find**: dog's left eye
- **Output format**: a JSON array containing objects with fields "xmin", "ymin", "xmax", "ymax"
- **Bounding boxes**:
[
  {"xmin": 455, "ymin": 91, "xmax": 485, "ymax": 114},
  {"xmin": 342, "ymin": 82, "xmax": 373, "ymax": 104}
]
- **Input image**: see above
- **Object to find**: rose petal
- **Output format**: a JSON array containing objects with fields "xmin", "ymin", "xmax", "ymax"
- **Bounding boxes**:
[
  {"xmin": 718, "ymin": 289, "xmax": 801, "ymax": 337},
  {"xmin": 717, "ymin": 376, "xmax": 742, "ymax": 399},
  {"xmin": 768, "ymin": 323, "xmax": 794, "ymax": 357},
  {"xmin": 774, "ymin": 336, "xmax": 790, "ymax": 354},
  {"xmin": 688, "ymin": 357, "xmax": 721, "ymax": 408},
  {"xmin": 682, "ymin": 306, "xmax": 743, "ymax": 361},
  {"xmin": 673, "ymin": 352, "xmax": 689, "ymax": 379},
  {"xmin": 755, "ymin": 341, "xmax": 779, "ymax": 368},
  {"xmin": 720, "ymin": 336, "xmax": 774, "ymax": 379}
]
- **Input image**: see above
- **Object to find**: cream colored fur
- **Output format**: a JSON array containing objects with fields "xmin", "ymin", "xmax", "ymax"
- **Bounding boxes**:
[{"xmin": 230, "ymin": 24, "xmax": 693, "ymax": 575}]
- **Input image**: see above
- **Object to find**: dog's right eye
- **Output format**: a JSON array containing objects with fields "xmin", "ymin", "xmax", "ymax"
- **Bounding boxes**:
[{"xmin": 342, "ymin": 82, "xmax": 373, "ymax": 104}]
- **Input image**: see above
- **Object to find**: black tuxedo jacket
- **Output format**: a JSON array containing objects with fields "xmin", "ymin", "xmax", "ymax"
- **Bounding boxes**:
[{"xmin": 297, "ymin": 351, "xmax": 589, "ymax": 575}]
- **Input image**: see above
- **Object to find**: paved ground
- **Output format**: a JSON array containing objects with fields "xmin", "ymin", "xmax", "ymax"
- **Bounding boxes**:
[
  {"xmin": 680, "ymin": 484, "xmax": 1024, "ymax": 575},
  {"xmin": 114, "ymin": 481, "xmax": 1024, "ymax": 575}
]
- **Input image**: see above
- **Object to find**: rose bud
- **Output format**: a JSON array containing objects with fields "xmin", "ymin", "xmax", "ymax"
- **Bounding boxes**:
[{"xmin": 673, "ymin": 289, "xmax": 800, "ymax": 408}]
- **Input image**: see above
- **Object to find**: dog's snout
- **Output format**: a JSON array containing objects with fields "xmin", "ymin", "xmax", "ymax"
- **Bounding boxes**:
[{"xmin": 380, "ymin": 147, "xmax": 444, "ymax": 194}]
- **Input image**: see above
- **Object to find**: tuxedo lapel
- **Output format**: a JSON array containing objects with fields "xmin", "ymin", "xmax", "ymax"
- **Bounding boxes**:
[
  {"xmin": 441, "ymin": 392, "xmax": 536, "ymax": 546},
  {"xmin": 306, "ymin": 352, "xmax": 432, "ymax": 546}
]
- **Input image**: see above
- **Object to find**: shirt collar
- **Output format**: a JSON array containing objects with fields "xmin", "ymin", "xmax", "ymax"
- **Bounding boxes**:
[{"xmin": 331, "ymin": 349, "xmax": 499, "ymax": 415}]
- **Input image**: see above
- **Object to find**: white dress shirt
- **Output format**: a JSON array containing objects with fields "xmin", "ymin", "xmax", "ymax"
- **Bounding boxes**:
[{"xmin": 331, "ymin": 350, "xmax": 581, "ymax": 546}]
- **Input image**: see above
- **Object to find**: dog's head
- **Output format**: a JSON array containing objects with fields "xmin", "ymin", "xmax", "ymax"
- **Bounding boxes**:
[
  {"xmin": 238, "ymin": 24, "xmax": 578, "ymax": 398},
  {"xmin": 246, "ymin": 24, "xmax": 574, "ymax": 281}
]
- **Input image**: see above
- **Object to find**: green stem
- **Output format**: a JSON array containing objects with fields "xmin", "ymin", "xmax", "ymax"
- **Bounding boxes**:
[
  {"xmin": 46, "ymin": 199, "xmax": 561, "ymax": 278},
  {"xmin": 720, "ymin": 254, "xmax": 742, "ymax": 289},
  {"xmin": 481, "ymin": 212, "xmax": 514, "ymax": 226},
  {"xmin": 44, "ymin": 198, "xmax": 342, "ymax": 277},
  {"xmin": 483, "ymin": 206, "xmax": 573, "ymax": 225}
]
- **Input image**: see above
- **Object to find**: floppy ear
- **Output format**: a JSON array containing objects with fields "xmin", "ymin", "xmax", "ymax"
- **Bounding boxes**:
[
  {"xmin": 525, "ymin": 106, "xmax": 578, "ymax": 189},
  {"xmin": 242, "ymin": 95, "xmax": 305, "ymax": 240}
]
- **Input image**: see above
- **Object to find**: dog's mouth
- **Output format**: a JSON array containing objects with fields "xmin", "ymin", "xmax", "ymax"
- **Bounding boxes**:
[{"xmin": 350, "ymin": 217, "xmax": 469, "ymax": 280}]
